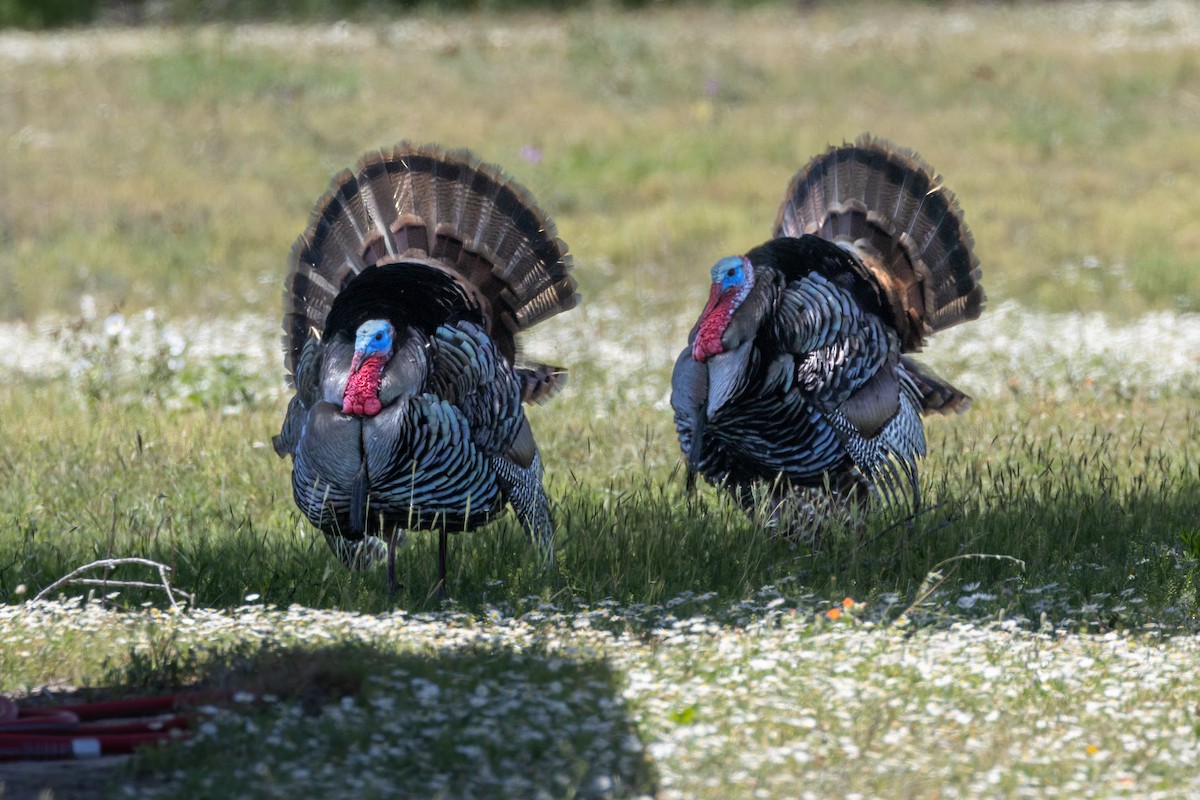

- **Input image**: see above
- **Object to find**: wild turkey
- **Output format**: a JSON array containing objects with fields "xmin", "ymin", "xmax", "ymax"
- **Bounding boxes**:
[
  {"xmin": 671, "ymin": 135, "xmax": 984, "ymax": 531},
  {"xmin": 273, "ymin": 144, "xmax": 577, "ymax": 595}
]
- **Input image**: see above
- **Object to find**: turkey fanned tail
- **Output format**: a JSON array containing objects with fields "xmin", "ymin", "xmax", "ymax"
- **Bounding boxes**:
[{"xmin": 775, "ymin": 133, "xmax": 985, "ymax": 351}]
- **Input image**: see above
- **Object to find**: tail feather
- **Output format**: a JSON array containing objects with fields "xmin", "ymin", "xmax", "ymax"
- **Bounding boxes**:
[
  {"xmin": 774, "ymin": 134, "xmax": 984, "ymax": 353},
  {"xmin": 283, "ymin": 144, "xmax": 578, "ymax": 386},
  {"xmin": 899, "ymin": 355, "xmax": 973, "ymax": 415},
  {"xmin": 516, "ymin": 363, "xmax": 568, "ymax": 405}
]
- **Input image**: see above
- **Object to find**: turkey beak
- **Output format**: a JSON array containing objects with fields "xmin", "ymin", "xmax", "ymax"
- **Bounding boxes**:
[{"xmin": 349, "ymin": 350, "xmax": 364, "ymax": 374}]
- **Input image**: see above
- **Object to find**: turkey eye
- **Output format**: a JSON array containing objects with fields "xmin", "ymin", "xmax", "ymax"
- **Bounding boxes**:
[
  {"xmin": 726, "ymin": 269, "xmax": 735, "ymax": 277},
  {"xmin": 374, "ymin": 333, "xmax": 382, "ymax": 340}
]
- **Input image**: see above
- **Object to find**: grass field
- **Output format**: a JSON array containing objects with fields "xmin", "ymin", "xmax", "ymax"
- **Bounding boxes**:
[{"xmin": 2, "ymin": 1, "xmax": 1200, "ymax": 797}]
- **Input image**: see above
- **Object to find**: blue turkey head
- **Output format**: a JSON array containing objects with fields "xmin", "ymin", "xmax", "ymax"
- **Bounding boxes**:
[
  {"xmin": 692, "ymin": 255, "xmax": 756, "ymax": 362},
  {"xmin": 351, "ymin": 319, "xmax": 396, "ymax": 373}
]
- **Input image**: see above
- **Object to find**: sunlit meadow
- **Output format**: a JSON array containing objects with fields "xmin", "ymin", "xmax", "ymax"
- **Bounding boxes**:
[{"xmin": 2, "ymin": 2, "xmax": 1200, "ymax": 797}]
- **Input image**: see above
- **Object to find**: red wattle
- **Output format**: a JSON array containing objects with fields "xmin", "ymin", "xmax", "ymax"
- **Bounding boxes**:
[
  {"xmin": 692, "ymin": 285, "xmax": 730, "ymax": 362},
  {"xmin": 342, "ymin": 355, "xmax": 386, "ymax": 416}
]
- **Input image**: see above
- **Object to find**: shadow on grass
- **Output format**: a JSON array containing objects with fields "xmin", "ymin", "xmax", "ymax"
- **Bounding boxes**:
[
  {"xmin": 4, "ymin": 433, "xmax": 1198, "ymax": 632},
  {"xmin": 6, "ymin": 640, "xmax": 658, "ymax": 800},
  {"xmin": 0, "ymin": 469, "xmax": 802, "ymax": 616}
]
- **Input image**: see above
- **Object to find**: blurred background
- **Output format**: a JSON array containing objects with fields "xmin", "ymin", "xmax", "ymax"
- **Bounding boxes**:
[{"xmin": 3, "ymin": 0, "xmax": 1199, "ymax": 397}]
